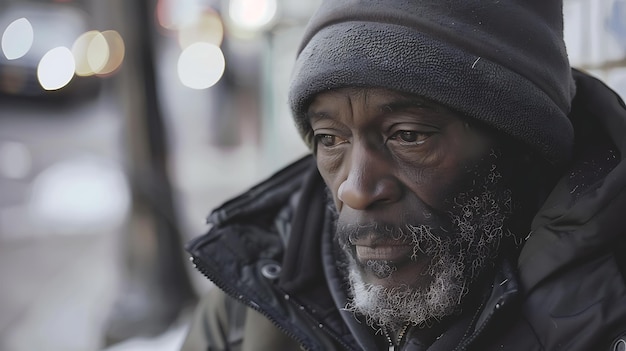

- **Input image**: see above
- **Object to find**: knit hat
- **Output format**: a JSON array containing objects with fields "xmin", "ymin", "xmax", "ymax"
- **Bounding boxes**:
[{"xmin": 288, "ymin": 0, "xmax": 576, "ymax": 165}]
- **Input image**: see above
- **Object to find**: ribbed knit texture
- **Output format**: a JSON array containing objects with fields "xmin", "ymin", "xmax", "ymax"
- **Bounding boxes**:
[{"xmin": 288, "ymin": 0, "xmax": 576, "ymax": 165}]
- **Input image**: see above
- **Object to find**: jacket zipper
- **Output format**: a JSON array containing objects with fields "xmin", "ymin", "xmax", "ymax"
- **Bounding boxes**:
[
  {"xmin": 452, "ymin": 293, "xmax": 511, "ymax": 350},
  {"xmin": 280, "ymin": 291, "xmax": 358, "ymax": 351},
  {"xmin": 191, "ymin": 255, "xmax": 355, "ymax": 351},
  {"xmin": 452, "ymin": 310, "xmax": 492, "ymax": 351},
  {"xmin": 190, "ymin": 256, "xmax": 315, "ymax": 350}
]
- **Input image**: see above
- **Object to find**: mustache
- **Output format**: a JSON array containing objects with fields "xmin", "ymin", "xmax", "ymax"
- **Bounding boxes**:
[
  {"xmin": 337, "ymin": 222, "xmax": 413, "ymax": 246},
  {"xmin": 336, "ymin": 218, "xmax": 449, "ymax": 255},
  {"xmin": 326, "ymin": 187, "xmax": 448, "ymax": 249}
]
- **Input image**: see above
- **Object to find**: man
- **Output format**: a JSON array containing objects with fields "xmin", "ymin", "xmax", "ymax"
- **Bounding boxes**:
[{"xmin": 183, "ymin": 0, "xmax": 626, "ymax": 350}]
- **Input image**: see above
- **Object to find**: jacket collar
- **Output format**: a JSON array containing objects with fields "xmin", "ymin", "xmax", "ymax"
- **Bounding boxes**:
[{"xmin": 518, "ymin": 70, "xmax": 626, "ymax": 293}]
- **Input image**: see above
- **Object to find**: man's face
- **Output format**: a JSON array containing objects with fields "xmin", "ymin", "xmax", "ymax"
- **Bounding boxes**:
[{"xmin": 308, "ymin": 87, "xmax": 513, "ymax": 327}]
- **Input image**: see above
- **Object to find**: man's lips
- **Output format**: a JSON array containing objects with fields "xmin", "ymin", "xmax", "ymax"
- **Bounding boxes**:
[{"xmin": 355, "ymin": 243, "xmax": 413, "ymax": 262}]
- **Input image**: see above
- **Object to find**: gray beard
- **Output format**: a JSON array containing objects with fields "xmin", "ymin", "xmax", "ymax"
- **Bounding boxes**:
[
  {"xmin": 341, "ymin": 166, "xmax": 513, "ymax": 329},
  {"xmin": 346, "ymin": 250, "xmax": 462, "ymax": 330}
]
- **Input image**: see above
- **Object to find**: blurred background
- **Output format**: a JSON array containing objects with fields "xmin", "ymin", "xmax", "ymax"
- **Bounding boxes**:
[{"xmin": 0, "ymin": 0, "xmax": 624, "ymax": 350}]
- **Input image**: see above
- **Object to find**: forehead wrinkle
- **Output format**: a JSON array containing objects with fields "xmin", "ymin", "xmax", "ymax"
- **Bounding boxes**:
[
  {"xmin": 344, "ymin": 88, "xmax": 387, "ymax": 125},
  {"xmin": 346, "ymin": 91, "xmax": 356, "ymax": 124},
  {"xmin": 354, "ymin": 89, "xmax": 441, "ymax": 120},
  {"xmin": 379, "ymin": 99, "xmax": 431, "ymax": 114},
  {"xmin": 308, "ymin": 89, "xmax": 359, "ymax": 123},
  {"xmin": 309, "ymin": 88, "xmax": 455, "ymax": 126},
  {"xmin": 307, "ymin": 110, "xmax": 332, "ymax": 123}
]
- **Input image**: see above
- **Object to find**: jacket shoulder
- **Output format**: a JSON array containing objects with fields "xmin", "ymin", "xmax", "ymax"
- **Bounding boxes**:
[
  {"xmin": 521, "ymin": 252, "xmax": 626, "ymax": 350},
  {"xmin": 474, "ymin": 252, "xmax": 626, "ymax": 351},
  {"xmin": 205, "ymin": 155, "xmax": 317, "ymax": 228}
]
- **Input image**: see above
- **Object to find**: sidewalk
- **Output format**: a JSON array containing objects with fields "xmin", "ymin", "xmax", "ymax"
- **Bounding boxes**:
[{"xmin": 0, "ymin": 232, "xmax": 120, "ymax": 351}]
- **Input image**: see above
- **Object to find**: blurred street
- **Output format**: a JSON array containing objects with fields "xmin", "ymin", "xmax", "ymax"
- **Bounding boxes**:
[
  {"xmin": 0, "ymin": 81, "xmax": 129, "ymax": 351},
  {"xmin": 0, "ymin": 233, "xmax": 120, "ymax": 351}
]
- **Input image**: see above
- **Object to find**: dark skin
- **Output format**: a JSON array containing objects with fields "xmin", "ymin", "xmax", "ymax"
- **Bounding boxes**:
[{"xmin": 308, "ymin": 87, "xmax": 500, "ymax": 291}]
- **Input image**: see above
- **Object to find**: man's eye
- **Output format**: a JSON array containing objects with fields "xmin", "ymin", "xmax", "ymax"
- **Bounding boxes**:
[
  {"xmin": 389, "ymin": 131, "xmax": 431, "ymax": 145},
  {"xmin": 315, "ymin": 134, "xmax": 348, "ymax": 147}
]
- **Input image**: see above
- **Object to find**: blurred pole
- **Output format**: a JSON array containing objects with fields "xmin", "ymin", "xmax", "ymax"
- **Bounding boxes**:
[{"xmin": 103, "ymin": 0, "xmax": 196, "ymax": 344}]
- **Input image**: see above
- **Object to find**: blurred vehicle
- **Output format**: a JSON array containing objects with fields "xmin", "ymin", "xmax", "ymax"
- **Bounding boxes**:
[{"xmin": 0, "ymin": 2, "xmax": 105, "ymax": 98}]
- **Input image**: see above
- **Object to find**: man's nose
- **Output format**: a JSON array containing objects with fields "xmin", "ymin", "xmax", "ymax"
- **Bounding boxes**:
[{"xmin": 337, "ymin": 146, "xmax": 402, "ymax": 210}]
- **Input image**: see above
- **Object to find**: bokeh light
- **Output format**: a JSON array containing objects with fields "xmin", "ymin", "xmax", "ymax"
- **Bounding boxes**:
[
  {"xmin": 1, "ymin": 17, "xmax": 34, "ymax": 60},
  {"xmin": 37, "ymin": 46, "xmax": 76, "ymax": 90},
  {"xmin": 157, "ymin": 0, "xmax": 202, "ymax": 30},
  {"xmin": 72, "ymin": 30, "xmax": 125, "ymax": 77},
  {"xmin": 86, "ymin": 32, "xmax": 109, "ymax": 75},
  {"xmin": 73, "ymin": 30, "xmax": 102, "ymax": 76},
  {"xmin": 97, "ymin": 30, "xmax": 125, "ymax": 76},
  {"xmin": 177, "ymin": 42, "xmax": 225, "ymax": 89},
  {"xmin": 178, "ymin": 9, "xmax": 224, "ymax": 49},
  {"xmin": 228, "ymin": 0, "xmax": 277, "ymax": 31}
]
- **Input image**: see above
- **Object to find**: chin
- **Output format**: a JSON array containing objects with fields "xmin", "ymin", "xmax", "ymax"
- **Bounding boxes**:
[
  {"xmin": 358, "ymin": 258, "xmax": 433, "ymax": 290},
  {"xmin": 345, "ymin": 253, "xmax": 466, "ymax": 328}
]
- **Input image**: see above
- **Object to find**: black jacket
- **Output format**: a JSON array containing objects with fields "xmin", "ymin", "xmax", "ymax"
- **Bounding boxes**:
[{"xmin": 186, "ymin": 71, "xmax": 626, "ymax": 350}]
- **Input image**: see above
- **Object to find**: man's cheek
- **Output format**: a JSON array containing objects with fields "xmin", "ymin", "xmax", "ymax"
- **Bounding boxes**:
[{"xmin": 412, "ymin": 174, "xmax": 461, "ymax": 213}]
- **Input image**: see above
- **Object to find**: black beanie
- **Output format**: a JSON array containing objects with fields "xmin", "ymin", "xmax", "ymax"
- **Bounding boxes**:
[{"xmin": 288, "ymin": 0, "xmax": 576, "ymax": 165}]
